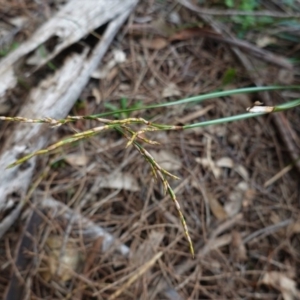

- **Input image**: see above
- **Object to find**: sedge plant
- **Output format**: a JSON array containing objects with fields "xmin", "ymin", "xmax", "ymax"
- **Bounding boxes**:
[{"xmin": 1, "ymin": 85, "xmax": 300, "ymax": 258}]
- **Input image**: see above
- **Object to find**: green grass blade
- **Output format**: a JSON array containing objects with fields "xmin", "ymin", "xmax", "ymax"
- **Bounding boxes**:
[
  {"xmin": 184, "ymin": 98, "xmax": 300, "ymax": 129},
  {"xmin": 183, "ymin": 112, "xmax": 264, "ymax": 129},
  {"xmin": 273, "ymin": 98, "xmax": 300, "ymax": 112},
  {"xmin": 89, "ymin": 85, "xmax": 300, "ymax": 118}
]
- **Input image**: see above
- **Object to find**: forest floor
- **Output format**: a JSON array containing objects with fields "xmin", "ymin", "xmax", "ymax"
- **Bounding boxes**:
[{"xmin": 0, "ymin": 1, "xmax": 300, "ymax": 299}]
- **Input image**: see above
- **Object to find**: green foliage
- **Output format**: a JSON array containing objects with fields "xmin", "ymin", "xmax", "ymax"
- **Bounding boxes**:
[
  {"xmin": 225, "ymin": 0, "xmax": 234, "ymax": 8},
  {"xmin": 104, "ymin": 98, "xmax": 143, "ymax": 119},
  {"xmin": 222, "ymin": 68, "xmax": 237, "ymax": 86},
  {"xmin": 103, "ymin": 102, "xmax": 120, "ymax": 117},
  {"xmin": 50, "ymin": 159, "xmax": 66, "ymax": 169},
  {"xmin": 74, "ymin": 99, "xmax": 86, "ymax": 110},
  {"xmin": 274, "ymin": 20, "xmax": 300, "ymax": 42},
  {"xmin": 281, "ymin": 0, "xmax": 296, "ymax": 7},
  {"xmin": 223, "ymin": 0, "xmax": 275, "ymax": 35}
]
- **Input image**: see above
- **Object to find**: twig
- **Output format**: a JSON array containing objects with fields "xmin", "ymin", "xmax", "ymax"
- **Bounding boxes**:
[
  {"xmin": 75, "ymin": 237, "xmax": 103, "ymax": 299},
  {"xmin": 148, "ymin": 213, "xmax": 242, "ymax": 299},
  {"xmin": 243, "ymin": 219, "xmax": 293, "ymax": 244},
  {"xmin": 177, "ymin": 0, "xmax": 293, "ymax": 70},
  {"xmin": 107, "ymin": 251, "xmax": 163, "ymax": 300},
  {"xmin": 186, "ymin": 29, "xmax": 292, "ymax": 70},
  {"xmin": 264, "ymin": 163, "xmax": 293, "ymax": 187},
  {"xmin": 40, "ymin": 196, "xmax": 130, "ymax": 256}
]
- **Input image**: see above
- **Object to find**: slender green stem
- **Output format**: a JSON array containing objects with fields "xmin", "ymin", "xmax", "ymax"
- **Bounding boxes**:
[
  {"xmin": 273, "ymin": 98, "xmax": 300, "ymax": 112},
  {"xmin": 89, "ymin": 85, "xmax": 300, "ymax": 118},
  {"xmin": 183, "ymin": 112, "xmax": 264, "ymax": 129},
  {"xmin": 184, "ymin": 98, "xmax": 300, "ymax": 129}
]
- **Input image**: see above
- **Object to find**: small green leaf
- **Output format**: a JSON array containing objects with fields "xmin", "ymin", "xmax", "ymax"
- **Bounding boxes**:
[
  {"xmin": 225, "ymin": 0, "xmax": 234, "ymax": 8},
  {"xmin": 222, "ymin": 68, "xmax": 237, "ymax": 86},
  {"xmin": 120, "ymin": 97, "xmax": 128, "ymax": 110},
  {"xmin": 104, "ymin": 103, "xmax": 121, "ymax": 118}
]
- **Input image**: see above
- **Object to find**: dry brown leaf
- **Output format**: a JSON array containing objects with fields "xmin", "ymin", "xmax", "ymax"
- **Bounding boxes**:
[
  {"xmin": 195, "ymin": 157, "xmax": 210, "ymax": 168},
  {"xmin": 92, "ymin": 87, "xmax": 102, "ymax": 104},
  {"xmin": 243, "ymin": 188, "xmax": 256, "ymax": 208},
  {"xmin": 195, "ymin": 157, "xmax": 221, "ymax": 179},
  {"xmin": 162, "ymin": 83, "xmax": 181, "ymax": 98},
  {"xmin": 150, "ymin": 17, "xmax": 174, "ymax": 37},
  {"xmin": 118, "ymin": 83, "xmax": 131, "ymax": 91},
  {"xmin": 149, "ymin": 150, "xmax": 182, "ymax": 171},
  {"xmin": 91, "ymin": 49, "xmax": 126, "ymax": 79},
  {"xmin": 231, "ymin": 230, "xmax": 247, "ymax": 261},
  {"xmin": 202, "ymin": 234, "xmax": 232, "ymax": 255},
  {"xmin": 256, "ymin": 36, "xmax": 277, "ymax": 48},
  {"xmin": 131, "ymin": 231, "xmax": 164, "ymax": 266},
  {"xmin": 270, "ymin": 212, "xmax": 286, "ymax": 237},
  {"xmin": 207, "ymin": 192, "xmax": 227, "ymax": 221},
  {"xmin": 140, "ymin": 37, "xmax": 168, "ymax": 50},
  {"xmin": 64, "ymin": 153, "xmax": 89, "ymax": 167},
  {"xmin": 234, "ymin": 164, "xmax": 249, "ymax": 181},
  {"xmin": 169, "ymin": 26, "xmax": 208, "ymax": 42},
  {"xmin": 9, "ymin": 16, "xmax": 27, "ymax": 27},
  {"xmin": 287, "ymin": 220, "xmax": 300, "ymax": 235},
  {"xmin": 197, "ymin": 155, "xmax": 248, "ymax": 181},
  {"xmin": 99, "ymin": 172, "xmax": 139, "ymax": 191},
  {"xmin": 40, "ymin": 235, "xmax": 84, "ymax": 282},
  {"xmin": 216, "ymin": 157, "xmax": 234, "ymax": 168},
  {"xmin": 107, "ymin": 67, "xmax": 119, "ymax": 81},
  {"xmin": 228, "ymin": 134, "xmax": 240, "ymax": 146},
  {"xmin": 261, "ymin": 271, "xmax": 300, "ymax": 300},
  {"xmin": 148, "ymin": 77, "xmax": 156, "ymax": 87},
  {"xmin": 224, "ymin": 182, "xmax": 248, "ymax": 217}
]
